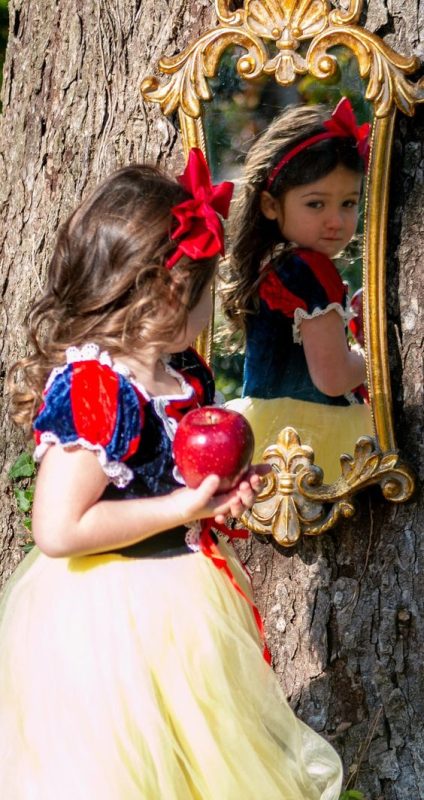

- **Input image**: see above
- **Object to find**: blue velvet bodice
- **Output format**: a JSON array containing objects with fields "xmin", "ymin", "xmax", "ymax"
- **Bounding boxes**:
[
  {"xmin": 34, "ymin": 346, "xmax": 215, "ymax": 500},
  {"xmin": 243, "ymin": 248, "xmax": 361, "ymax": 407}
]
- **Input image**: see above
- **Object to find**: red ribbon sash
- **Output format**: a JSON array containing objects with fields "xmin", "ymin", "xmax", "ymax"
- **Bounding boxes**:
[{"xmin": 200, "ymin": 520, "xmax": 272, "ymax": 665}]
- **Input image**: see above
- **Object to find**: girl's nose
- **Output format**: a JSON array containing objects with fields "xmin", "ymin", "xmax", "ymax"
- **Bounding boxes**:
[{"xmin": 325, "ymin": 210, "xmax": 343, "ymax": 230}]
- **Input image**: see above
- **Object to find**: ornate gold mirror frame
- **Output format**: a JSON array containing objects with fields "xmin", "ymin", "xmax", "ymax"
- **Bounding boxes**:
[{"xmin": 142, "ymin": 0, "xmax": 419, "ymax": 546}]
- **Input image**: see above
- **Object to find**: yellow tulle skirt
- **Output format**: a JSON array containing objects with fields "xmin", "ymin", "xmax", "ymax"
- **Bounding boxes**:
[
  {"xmin": 0, "ymin": 538, "xmax": 342, "ymax": 799},
  {"xmin": 226, "ymin": 396, "xmax": 374, "ymax": 485}
]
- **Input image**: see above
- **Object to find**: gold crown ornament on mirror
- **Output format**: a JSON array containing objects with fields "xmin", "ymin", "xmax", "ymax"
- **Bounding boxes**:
[{"xmin": 141, "ymin": 0, "xmax": 419, "ymax": 546}]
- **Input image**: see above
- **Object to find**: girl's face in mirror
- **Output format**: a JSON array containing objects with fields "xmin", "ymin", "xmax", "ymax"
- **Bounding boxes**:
[{"xmin": 260, "ymin": 165, "xmax": 362, "ymax": 259}]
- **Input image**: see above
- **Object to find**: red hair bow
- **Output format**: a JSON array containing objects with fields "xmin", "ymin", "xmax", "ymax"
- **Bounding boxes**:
[
  {"xmin": 324, "ymin": 97, "xmax": 371, "ymax": 165},
  {"xmin": 166, "ymin": 148, "xmax": 234, "ymax": 269},
  {"xmin": 266, "ymin": 96, "xmax": 371, "ymax": 189}
]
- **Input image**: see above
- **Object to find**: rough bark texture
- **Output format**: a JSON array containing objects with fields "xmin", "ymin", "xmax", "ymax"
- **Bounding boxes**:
[{"xmin": 0, "ymin": 2, "xmax": 423, "ymax": 798}]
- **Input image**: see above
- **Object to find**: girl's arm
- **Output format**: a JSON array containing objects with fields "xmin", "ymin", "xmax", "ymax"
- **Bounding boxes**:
[
  {"xmin": 32, "ymin": 445, "xmax": 262, "ymax": 558},
  {"xmin": 301, "ymin": 309, "xmax": 366, "ymax": 397}
]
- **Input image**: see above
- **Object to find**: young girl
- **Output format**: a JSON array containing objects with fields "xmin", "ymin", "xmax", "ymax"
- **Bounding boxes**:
[
  {"xmin": 0, "ymin": 151, "xmax": 343, "ymax": 799},
  {"xmin": 223, "ymin": 98, "xmax": 373, "ymax": 484}
]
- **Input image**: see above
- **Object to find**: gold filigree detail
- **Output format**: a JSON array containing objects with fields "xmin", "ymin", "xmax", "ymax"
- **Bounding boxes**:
[
  {"xmin": 241, "ymin": 428, "xmax": 326, "ymax": 546},
  {"xmin": 255, "ymin": 0, "xmax": 331, "ymax": 84},
  {"xmin": 216, "ymin": 1, "xmax": 246, "ymax": 25},
  {"xmin": 241, "ymin": 429, "xmax": 415, "ymax": 546},
  {"xmin": 244, "ymin": 0, "xmax": 329, "ymax": 41},
  {"xmin": 308, "ymin": 27, "xmax": 423, "ymax": 116},
  {"xmin": 329, "ymin": 0, "xmax": 362, "ymax": 26},
  {"xmin": 141, "ymin": 27, "xmax": 267, "ymax": 118},
  {"xmin": 141, "ymin": 0, "xmax": 424, "ymax": 114}
]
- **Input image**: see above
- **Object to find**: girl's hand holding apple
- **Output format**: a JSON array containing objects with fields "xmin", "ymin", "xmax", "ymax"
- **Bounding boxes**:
[
  {"xmin": 172, "ymin": 406, "xmax": 269, "ymax": 524},
  {"xmin": 171, "ymin": 465, "xmax": 269, "ymax": 527}
]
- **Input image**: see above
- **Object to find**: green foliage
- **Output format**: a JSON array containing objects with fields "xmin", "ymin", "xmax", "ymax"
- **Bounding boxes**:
[
  {"xmin": 9, "ymin": 451, "xmax": 36, "ymax": 480},
  {"xmin": 9, "ymin": 451, "xmax": 36, "ymax": 552},
  {"xmin": 212, "ymin": 351, "xmax": 244, "ymax": 401},
  {"xmin": 298, "ymin": 46, "xmax": 371, "ymax": 126},
  {"xmin": 340, "ymin": 791, "xmax": 367, "ymax": 800}
]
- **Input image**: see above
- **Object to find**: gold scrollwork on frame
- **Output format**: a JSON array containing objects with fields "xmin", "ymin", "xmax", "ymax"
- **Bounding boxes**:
[
  {"xmin": 241, "ymin": 428, "xmax": 415, "ymax": 547},
  {"xmin": 142, "ymin": 0, "xmax": 419, "ymax": 545}
]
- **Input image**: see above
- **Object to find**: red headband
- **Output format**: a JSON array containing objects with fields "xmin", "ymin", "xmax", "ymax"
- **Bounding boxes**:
[
  {"xmin": 166, "ymin": 148, "xmax": 234, "ymax": 269},
  {"xmin": 266, "ymin": 97, "xmax": 371, "ymax": 190}
]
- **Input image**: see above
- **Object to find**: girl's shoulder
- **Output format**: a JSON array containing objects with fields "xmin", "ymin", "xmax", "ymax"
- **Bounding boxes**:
[
  {"xmin": 274, "ymin": 247, "xmax": 340, "ymax": 283},
  {"xmin": 33, "ymin": 344, "xmax": 146, "ymax": 487},
  {"xmin": 38, "ymin": 343, "xmax": 146, "ymax": 410},
  {"xmin": 258, "ymin": 247, "xmax": 346, "ymax": 318}
]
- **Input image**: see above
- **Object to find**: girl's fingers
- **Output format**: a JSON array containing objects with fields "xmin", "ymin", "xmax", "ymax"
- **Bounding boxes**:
[
  {"xmin": 191, "ymin": 474, "xmax": 221, "ymax": 504},
  {"xmin": 246, "ymin": 463, "xmax": 272, "ymax": 487},
  {"xmin": 229, "ymin": 499, "xmax": 245, "ymax": 518},
  {"xmin": 191, "ymin": 476, "xmax": 247, "ymax": 517},
  {"xmin": 236, "ymin": 485, "xmax": 255, "ymax": 508},
  {"xmin": 184, "ymin": 466, "xmax": 271, "ymax": 521},
  {"xmin": 233, "ymin": 464, "xmax": 271, "ymax": 505},
  {"xmin": 253, "ymin": 463, "xmax": 272, "ymax": 476}
]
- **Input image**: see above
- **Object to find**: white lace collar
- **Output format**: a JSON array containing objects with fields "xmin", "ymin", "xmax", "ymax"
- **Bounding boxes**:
[{"xmin": 46, "ymin": 343, "xmax": 194, "ymax": 402}]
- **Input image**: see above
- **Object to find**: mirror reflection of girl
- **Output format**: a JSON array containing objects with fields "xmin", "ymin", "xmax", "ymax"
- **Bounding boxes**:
[
  {"xmin": 0, "ymin": 151, "xmax": 343, "ymax": 799},
  {"xmin": 223, "ymin": 99, "xmax": 373, "ymax": 483}
]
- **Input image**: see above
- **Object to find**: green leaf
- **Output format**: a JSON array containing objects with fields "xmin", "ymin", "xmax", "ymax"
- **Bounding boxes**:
[
  {"xmin": 340, "ymin": 791, "xmax": 367, "ymax": 800},
  {"xmin": 14, "ymin": 488, "xmax": 34, "ymax": 514},
  {"xmin": 9, "ymin": 452, "xmax": 36, "ymax": 480}
]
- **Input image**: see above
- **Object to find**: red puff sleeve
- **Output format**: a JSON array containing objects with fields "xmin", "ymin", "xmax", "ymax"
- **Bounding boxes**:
[
  {"xmin": 33, "ymin": 358, "xmax": 146, "ymax": 488},
  {"xmin": 258, "ymin": 249, "xmax": 349, "ymax": 344}
]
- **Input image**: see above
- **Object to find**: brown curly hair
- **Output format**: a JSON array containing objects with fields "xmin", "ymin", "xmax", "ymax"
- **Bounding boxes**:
[
  {"xmin": 220, "ymin": 103, "xmax": 364, "ymax": 340},
  {"xmin": 9, "ymin": 164, "xmax": 217, "ymax": 429}
]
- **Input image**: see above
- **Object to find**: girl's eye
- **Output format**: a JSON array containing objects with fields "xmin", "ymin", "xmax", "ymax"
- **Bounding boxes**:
[
  {"xmin": 343, "ymin": 199, "xmax": 359, "ymax": 208},
  {"xmin": 306, "ymin": 201, "xmax": 323, "ymax": 209}
]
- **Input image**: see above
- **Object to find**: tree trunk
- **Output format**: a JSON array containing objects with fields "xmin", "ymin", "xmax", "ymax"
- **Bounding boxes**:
[{"xmin": 1, "ymin": 2, "xmax": 423, "ymax": 798}]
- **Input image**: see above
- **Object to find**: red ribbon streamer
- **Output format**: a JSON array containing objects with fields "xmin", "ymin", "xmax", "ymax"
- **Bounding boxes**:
[{"xmin": 200, "ymin": 520, "xmax": 272, "ymax": 665}]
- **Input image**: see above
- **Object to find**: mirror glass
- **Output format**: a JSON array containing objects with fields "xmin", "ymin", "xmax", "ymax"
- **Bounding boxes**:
[{"xmin": 203, "ymin": 45, "xmax": 374, "ymax": 483}]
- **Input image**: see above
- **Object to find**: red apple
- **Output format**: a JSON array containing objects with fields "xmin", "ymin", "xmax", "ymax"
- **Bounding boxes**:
[{"xmin": 173, "ymin": 406, "xmax": 255, "ymax": 491}]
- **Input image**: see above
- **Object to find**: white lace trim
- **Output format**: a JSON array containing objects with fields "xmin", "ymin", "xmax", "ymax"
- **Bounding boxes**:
[
  {"xmin": 149, "ymin": 365, "xmax": 195, "ymax": 475},
  {"xmin": 34, "ymin": 432, "xmax": 133, "ymax": 488},
  {"xmin": 292, "ymin": 302, "xmax": 354, "ymax": 345},
  {"xmin": 184, "ymin": 521, "xmax": 202, "ymax": 552},
  {"xmin": 45, "ymin": 343, "xmax": 113, "ymax": 391},
  {"xmin": 172, "ymin": 464, "xmax": 186, "ymax": 486},
  {"xmin": 344, "ymin": 391, "xmax": 359, "ymax": 406},
  {"xmin": 46, "ymin": 343, "xmax": 195, "ymax": 405}
]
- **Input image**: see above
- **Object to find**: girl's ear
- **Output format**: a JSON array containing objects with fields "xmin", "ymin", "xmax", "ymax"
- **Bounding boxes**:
[{"xmin": 259, "ymin": 191, "xmax": 279, "ymax": 220}]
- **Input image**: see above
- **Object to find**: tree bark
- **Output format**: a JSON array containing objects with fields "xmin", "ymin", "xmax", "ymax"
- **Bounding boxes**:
[{"xmin": 1, "ymin": 2, "xmax": 423, "ymax": 798}]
